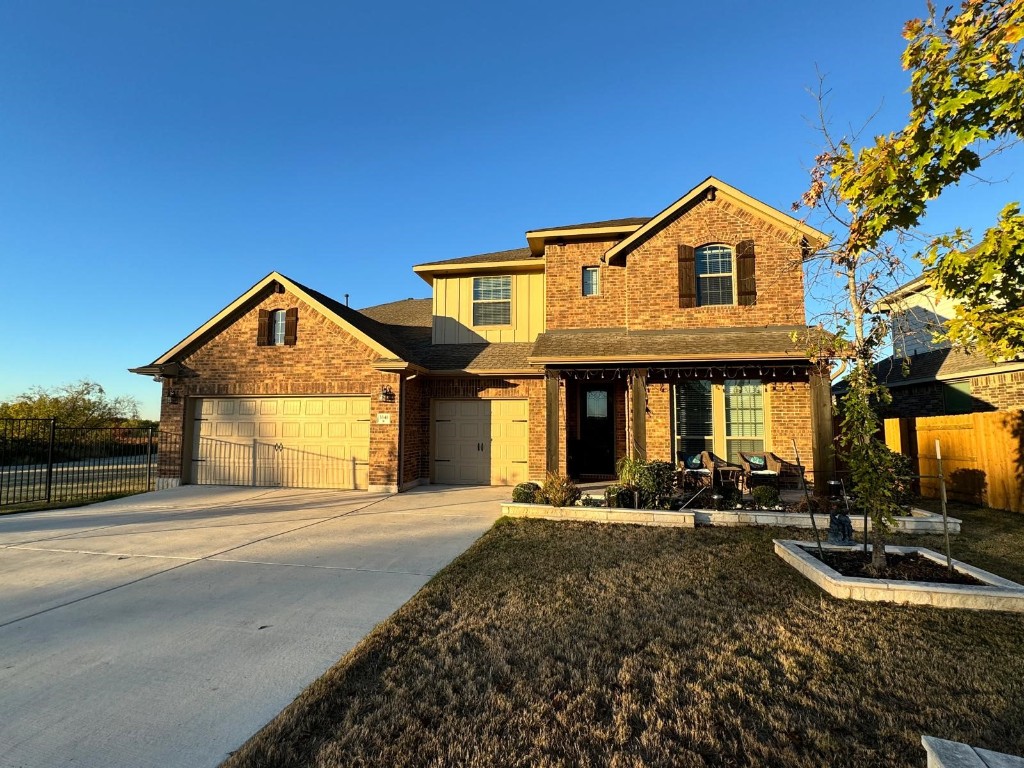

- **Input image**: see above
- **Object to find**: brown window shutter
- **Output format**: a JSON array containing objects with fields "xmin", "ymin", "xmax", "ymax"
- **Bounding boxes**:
[
  {"xmin": 284, "ymin": 308, "xmax": 298, "ymax": 345},
  {"xmin": 736, "ymin": 239, "xmax": 756, "ymax": 305},
  {"xmin": 257, "ymin": 309, "xmax": 270, "ymax": 346},
  {"xmin": 678, "ymin": 244, "xmax": 696, "ymax": 308}
]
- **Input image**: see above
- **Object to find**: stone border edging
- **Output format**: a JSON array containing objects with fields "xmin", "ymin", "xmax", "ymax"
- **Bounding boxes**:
[
  {"xmin": 500, "ymin": 502, "xmax": 959, "ymax": 534},
  {"xmin": 774, "ymin": 540, "xmax": 1024, "ymax": 612},
  {"xmin": 923, "ymin": 734, "xmax": 1024, "ymax": 767}
]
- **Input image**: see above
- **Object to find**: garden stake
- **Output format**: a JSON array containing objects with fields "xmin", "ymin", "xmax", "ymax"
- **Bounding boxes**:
[
  {"xmin": 936, "ymin": 439, "xmax": 952, "ymax": 574},
  {"xmin": 792, "ymin": 438, "xmax": 824, "ymax": 560}
]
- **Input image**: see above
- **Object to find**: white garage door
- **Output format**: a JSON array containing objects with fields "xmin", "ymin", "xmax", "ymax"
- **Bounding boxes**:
[
  {"xmin": 192, "ymin": 396, "xmax": 370, "ymax": 489},
  {"xmin": 433, "ymin": 399, "xmax": 529, "ymax": 486}
]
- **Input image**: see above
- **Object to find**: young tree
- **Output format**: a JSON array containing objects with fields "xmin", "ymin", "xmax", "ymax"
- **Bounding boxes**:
[
  {"xmin": 799, "ymin": 0, "xmax": 1024, "ymax": 571},
  {"xmin": 0, "ymin": 380, "xmax": 140, "ymax": 428}
]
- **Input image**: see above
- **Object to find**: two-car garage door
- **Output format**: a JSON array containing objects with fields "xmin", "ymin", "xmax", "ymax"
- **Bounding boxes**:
[
  {"xmin": 192, "ymin": 396, "xmax": 370, "ymax": 489},
  {"xmin": 433, "ymin": 399, "xmax": 529, "ymax": 486}
]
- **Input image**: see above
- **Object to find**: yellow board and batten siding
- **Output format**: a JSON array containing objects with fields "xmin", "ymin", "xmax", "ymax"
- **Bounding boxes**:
[
  {"xmin": 192, "ymin": 396, "xmax": 370, "ymax": 490},
  {"xmin": 433, "ymin": 399, "xmax": 530, "ymax": 486},
  {"xmin": 431, "ymin": 271, "xmax": 546, "ymax": 344}
]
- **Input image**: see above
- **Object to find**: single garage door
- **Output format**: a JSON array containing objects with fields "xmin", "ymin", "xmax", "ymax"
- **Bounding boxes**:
[
  {"xmin": 192, "ymin": 396, "xmax": 370, "ymax": 489},
  {"xmin": 433, "ymin": 399, "xmax": 529, "ymax": 486}
]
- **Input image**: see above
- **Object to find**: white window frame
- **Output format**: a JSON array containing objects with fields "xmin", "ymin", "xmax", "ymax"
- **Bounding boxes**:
[
  {"xmin": 695, "ymin": 244, "xmax": 736, "ymax": 307},
  {"xmin": 270, "ymin": 309, "xmax": 287, "ymax": 346},
  {"xmin": 472, "ymin": 275, "xmax": 512, "ymax": 327},
  {"xmin": 582, "ymin": 266, "xmax": 600, "ymax": 297}
]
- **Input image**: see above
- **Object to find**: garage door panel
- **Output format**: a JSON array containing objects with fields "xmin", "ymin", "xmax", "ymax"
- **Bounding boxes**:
[
  {"xmin": 192, "ymin": 396, "xmax": 370, "ymax": 490},
  {"xmin": 433, "ymin": 398, "xmax": 528, "ymax": 487}
]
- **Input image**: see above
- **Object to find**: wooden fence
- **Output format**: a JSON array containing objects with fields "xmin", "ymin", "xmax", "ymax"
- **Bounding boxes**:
[{"xmin": 884, "ymin": 410, "xmax": 1024, "ymax": 513}]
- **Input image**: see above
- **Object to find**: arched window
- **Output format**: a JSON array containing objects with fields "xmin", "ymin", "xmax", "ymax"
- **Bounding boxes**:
[
  {"xmin": 270, "ymin": 309, "xmax": 287, "ymax": 345},
  {"xmin": 694, "ymin": 244, "xmax": 734, "ymax": 306}
]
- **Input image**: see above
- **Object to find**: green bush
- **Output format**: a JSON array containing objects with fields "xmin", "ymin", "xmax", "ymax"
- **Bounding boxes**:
[
  {"xmin": 614, "ymin": 457, "xmax": 677, "ymax": 509},
  {"xmin": 511, "ymin": 482, "xmax": 541, "ymax": 503},
  {"xmin": 604, "ymin": 483, "xmax": 637, "ymax": 509},
  {"xmin": 713, "ymin": 486, "xmax": 742, "ymax": 510},
  {"xmin": 538, "ymin": 473, "xmax": 581, "ymax": 508},
  {"xmin": 751, "ymin": 485, "xmax": 781, "ymax": 509}
]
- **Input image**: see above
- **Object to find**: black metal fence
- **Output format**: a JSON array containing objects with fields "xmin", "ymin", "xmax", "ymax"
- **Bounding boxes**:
[{"xmin": 0, "ymin": 418, "xmax": 160, "ymax": 508}]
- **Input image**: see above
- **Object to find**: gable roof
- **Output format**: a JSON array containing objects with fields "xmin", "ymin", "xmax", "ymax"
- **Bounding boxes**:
[
  {"xmin": 131, "ymin": 272, "xmax": 406, "ymax": 374},
  {"xmin": 603, "ymin": 177, "xmax": 829, "ymax": 264}
]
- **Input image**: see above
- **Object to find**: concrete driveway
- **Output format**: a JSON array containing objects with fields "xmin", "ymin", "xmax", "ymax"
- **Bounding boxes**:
[{"xmin": 0, "ymin": 484, "xmax": 505, "ymax": 768}]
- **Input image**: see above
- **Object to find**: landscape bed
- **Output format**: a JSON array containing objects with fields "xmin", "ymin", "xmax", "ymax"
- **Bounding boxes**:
[{"xmin": 223, "ymin": 504, "xmax": 1024, "ymax": 768}]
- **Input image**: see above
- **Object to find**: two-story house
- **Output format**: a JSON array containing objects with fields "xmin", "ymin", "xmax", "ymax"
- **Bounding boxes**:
[
  {"xmin": 866, "ymin": 274, "xmax": 1024, "ymax": 417},
  {"xmin": 131, "ymin": 177, "xmax": 833, "ymax": 492}
]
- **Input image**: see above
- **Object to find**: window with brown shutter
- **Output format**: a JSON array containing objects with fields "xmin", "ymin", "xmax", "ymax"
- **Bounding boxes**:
[
  {"xmin": 257, "ymin": 309, "xmax": 270, "ymax": 346},
  {"xmin": 678, "ymin": 244, "xmax": 697, "ymax": 308},
  {"xmin": 284, "ymin": 307, "xmax": 298, "ymax": 345},
  {"xmin": 736, "ymin": 239, "xmax": 756, "ymax": 306}
]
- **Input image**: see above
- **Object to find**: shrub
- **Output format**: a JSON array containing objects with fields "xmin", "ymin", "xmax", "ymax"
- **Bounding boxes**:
[
  {"xmin": 793, "ymin": 496, "xmax": 833, "ymax": 516},
  {"xmin": 538, "ymin": 473, "xmax": 581, "ymax": 508},
  {"xmin": 604, "ymin": 484, "xmax": 636, "ymax": 509},
  {"xmin": 614, "ymin": 457, "xmax": 677, "ymax": 509},
  {"xmin": 751, "ymin": 485, "xmax": 781, "ymax": 509},
  {"xmin": 511, "ymin": 482, "xmax": 541, "ymax": 503},
  {"xmin": 712, "ymin": 486, "xmax": 742, "ymax": 510}
]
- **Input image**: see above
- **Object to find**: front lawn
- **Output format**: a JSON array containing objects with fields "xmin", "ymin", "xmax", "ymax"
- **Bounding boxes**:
[{"xmin": 224, "ymin": 506, "xmax": 1024, "ymax": 768}]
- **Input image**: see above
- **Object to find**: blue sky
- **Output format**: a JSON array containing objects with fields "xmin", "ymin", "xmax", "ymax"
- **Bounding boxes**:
[{"xmin": 1, "ymin": 1, "xmax": 1020, "ymax": 419}]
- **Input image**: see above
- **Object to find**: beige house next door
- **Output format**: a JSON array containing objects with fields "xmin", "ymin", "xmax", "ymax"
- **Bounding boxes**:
[
  {"xmin": 433, "ymin": 399, "xmax": 529, "ymax": 486},
  {"xmin": 191, "ymin": 396, "xmax": 370, "ymax": 489}
]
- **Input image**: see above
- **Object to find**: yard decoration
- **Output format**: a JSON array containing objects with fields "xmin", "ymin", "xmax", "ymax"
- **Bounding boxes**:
[{"xmin": 796, "ymin": 0, "xmax": 1024, "ymax": 573}]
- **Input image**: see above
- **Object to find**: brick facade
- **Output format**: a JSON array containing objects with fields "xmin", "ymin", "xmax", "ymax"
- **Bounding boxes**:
[
  {"xmin": 882, "ymin": 371, "xmax": 1024, "ymax": 419},
  {"xmin": 545, "ymin": 198, "xmax": 805, "ymax": 332},
  {"xmin": 157, "ymin": 286, "xmax": 401, "ymax": 491}
]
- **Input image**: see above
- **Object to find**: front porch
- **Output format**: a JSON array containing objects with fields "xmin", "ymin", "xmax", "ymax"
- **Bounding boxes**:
[{"xmin": 545, "ymin": 362, "xmax": 834, "ymax": 487}]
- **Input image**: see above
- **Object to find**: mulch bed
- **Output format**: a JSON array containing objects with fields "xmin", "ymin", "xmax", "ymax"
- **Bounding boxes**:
[{"xmin": 818, "ymin": 550, "xmax": 986, "ymax": 585}]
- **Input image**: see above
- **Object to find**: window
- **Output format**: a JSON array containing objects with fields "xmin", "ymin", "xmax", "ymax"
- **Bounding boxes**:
[
  {"xmin": 724, "ymin": 379, "xmax": 765, "ymax": 462},
  {"xmin": 695, "ymin": 244, "xmax": 734, "ymax": 306},
  {"xmin": 257, "ymin": 307, "xmax": 297, "ymax": 347},
  {"xmin": 673, "ymin": 379, "xmax": 767, "ymax": 463},
  {"xmin": 270, "ymin": 309, "xmax": 287, "ymax": 346},
  {"xmin": 472, "ymin": 276, "xmax": 512, "ymax": 326},
  {"xmin": 586, "ymin": 390, "xmax": 608, "ymax": 418},
  {"xmin": 673, "ymin": 380, "xmax": 714, "ymax": 458},
  {"xmin": 582, "ymin": 266, "xmax": 600, "ymax": 297}
]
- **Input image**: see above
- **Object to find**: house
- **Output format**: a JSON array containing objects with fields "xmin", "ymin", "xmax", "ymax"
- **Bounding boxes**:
[
  {"xmin": 130, "ymin": 177, "xmax": 834, "ymax": 493},
  {"xmin": 868, "ymin": 274, "xmax": 1024, "ymax": 417}
]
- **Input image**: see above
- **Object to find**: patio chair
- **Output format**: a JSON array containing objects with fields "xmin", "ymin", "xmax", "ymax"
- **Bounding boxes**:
[
  {"xmin": 677, "ymin": 451, "xmax": 712, "ymax": 490},
  {"xmin": 739, "ymin": 451, "xmax": 805, "ymax": 490},
  {"xmin": 700, "ymin": 451, "xmax": 744, "ymax": 491}
]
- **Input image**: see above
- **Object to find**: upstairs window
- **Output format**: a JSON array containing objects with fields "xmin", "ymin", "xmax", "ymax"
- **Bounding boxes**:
[
  {"xmin": 270, "ymin": 309, "xmax": 287, "ymax": 345},
  {"xmin": 695, "ymin": 244, "xmax": 734, "ymax": 306},
  {"xmin": 473, "ymin": 276, "xmax": 512, "ymax": 326},
  {"xmin": 257, "ymin": 307, "xmax": 298, "ymax": 346},
  {"xmin": 582, "ymin": 266, "xmax": 600, "ymax": 296}
]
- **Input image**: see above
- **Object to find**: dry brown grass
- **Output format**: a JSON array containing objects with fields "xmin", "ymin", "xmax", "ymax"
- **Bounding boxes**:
[{"xmin": 223, "ymin": 507, "xmax": 1024, "ymax": 768}]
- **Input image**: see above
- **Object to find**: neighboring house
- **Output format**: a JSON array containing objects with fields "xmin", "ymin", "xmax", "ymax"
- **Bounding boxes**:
[
  {"xmin": 867, "ymin": 275, "xmax": 1024, "ymax": 417},
  {"xmin": 131, "ymin": 177, "xmax": 833, "ymax": 492}
]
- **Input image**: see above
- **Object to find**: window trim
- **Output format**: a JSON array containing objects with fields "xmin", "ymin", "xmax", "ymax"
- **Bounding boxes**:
[
  {"xmin": 471, "ymin": 275, "xmax": 513, "ymax": 327},
  {"xmin": 582, "ymin": 266, "xmax": 600, "ymax": 297},
  {"xmin": 672, "ymin": 379, "xmax": 771, "ymax": 462},
  {"xmin": 695, "ymin": 243, "xmax": 737, "ymax": 307},
  {"xmin": 270, "ymin": 309, "xmax": 287, "ymax": 346}
]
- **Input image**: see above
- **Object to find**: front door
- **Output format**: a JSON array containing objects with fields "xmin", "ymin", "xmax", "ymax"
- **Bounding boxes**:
[{"xmin": 578, "ymin": 387, "xmax": 615, "ymax": 477}]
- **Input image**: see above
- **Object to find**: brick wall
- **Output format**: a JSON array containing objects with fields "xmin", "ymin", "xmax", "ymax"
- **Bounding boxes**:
[
  {"xmin": 768, "ymin": 379, "xmax": 814, "ymax": 474},
  {"xmin": 883, "ymin": 383, "xmax": 946, "ymax": 419},
  {"xmin": 970, "ymin": 371, "xmax": 1024, "ymax": 410},
  {"xmin": 158, "ymin": 286, "xmax": 401, "ymax": 490},
  {"xmin": 546, "ymin": 240, "xmax": 628, "ymax": 329},
  {"xmin": 645, "ymin": 381, "xmax": 673, "ymax": 463},
  {"xmin": 544, "ymin": 198, "xmax": 806, "ymax": 332}
]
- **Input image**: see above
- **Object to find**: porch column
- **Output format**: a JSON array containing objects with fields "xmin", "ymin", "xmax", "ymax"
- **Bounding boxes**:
[
  {"xmin": 630, "ymin": 368, "xmax": 648, "ymax": 460},
  {"xmin": 546, "ymin": 371, "xmax": 560, "ymax": 474},
  {"xmin": 809, "ymin": 367, "xmax": 834, "ymax": 496}
]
